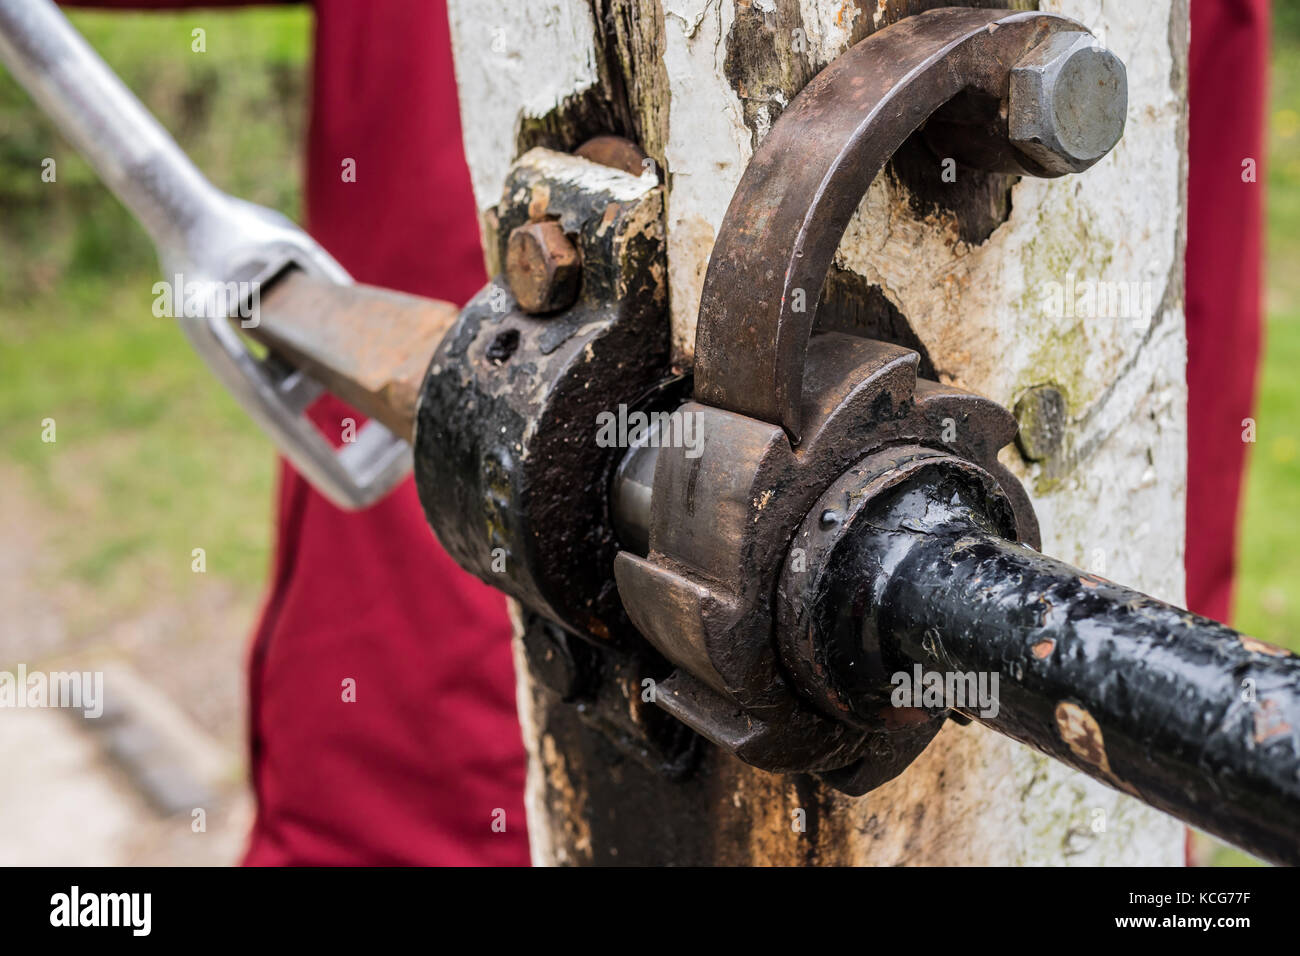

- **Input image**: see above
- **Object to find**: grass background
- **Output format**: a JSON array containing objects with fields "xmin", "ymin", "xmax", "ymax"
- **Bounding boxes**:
[
  {"xmin": 0, "ymin": 5, "xmax": 1295, "ymax": 863},
  {"xmin": 0, "ymin": 8, "xmax": 308, "ymax": 614}
]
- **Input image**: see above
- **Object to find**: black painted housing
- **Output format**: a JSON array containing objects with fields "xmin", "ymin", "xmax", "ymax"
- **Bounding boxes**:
[{"xmin": 413, "ymin": 149, "xmax": 669, "ymax": 645}]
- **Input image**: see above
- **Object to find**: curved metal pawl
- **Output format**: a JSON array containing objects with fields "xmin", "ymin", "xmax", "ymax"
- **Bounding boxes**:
[{"xmin": 693, "ymin": 8, "xmax": 1090, "ymax": 439}]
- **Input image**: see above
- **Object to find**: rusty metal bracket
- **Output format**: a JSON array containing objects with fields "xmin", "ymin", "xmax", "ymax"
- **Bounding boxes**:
[
  {"xmin": 615, "ymin": 8, "xmax": 1109, "ymax": 790},
  {"xmin": 415, "ymin": 147, "xmax": 669, "ymax": 642}
]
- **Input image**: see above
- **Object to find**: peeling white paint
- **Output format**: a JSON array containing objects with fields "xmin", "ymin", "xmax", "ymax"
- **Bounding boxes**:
[
  {"xmin": 446, "ymin": 0, "xmax": 601, "ymax": 210},
  {"xmin": 835, "ymin": 0, "xmax": 1187, "ymax": 864},
  {"xmin": 661, "ymin": 0, "xmax": 753, "ymax": 356},
  {"xmin": 796, "ymin": 0, "xmax": 862, "ymax": 70},
  {"xmin": 517, "ymin": 147, "xmax": 659, "ymax": 202}
]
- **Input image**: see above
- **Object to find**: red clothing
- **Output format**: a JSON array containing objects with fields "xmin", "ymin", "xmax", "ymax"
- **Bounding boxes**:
[{"xmin": 1185, "ymin": 0, "xmax": 1269, "ymax": 624}]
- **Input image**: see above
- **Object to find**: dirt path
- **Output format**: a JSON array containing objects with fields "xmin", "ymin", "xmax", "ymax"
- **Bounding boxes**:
[{"xmin": 0, "ymin": 465, "xmax": 255, "ymax": 865}]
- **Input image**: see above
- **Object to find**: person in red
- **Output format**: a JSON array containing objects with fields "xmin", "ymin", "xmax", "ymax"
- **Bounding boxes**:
[
  {"xmin": 1186, "ymin": 0, "xmax": 1269, "ymax": 627},
  {"xmin": 69, "ymin": 0, "xmax": 1267, "ymax": 865}
]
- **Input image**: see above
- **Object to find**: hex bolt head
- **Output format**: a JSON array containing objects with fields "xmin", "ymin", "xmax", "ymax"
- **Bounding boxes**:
[
  {"xmin": 505, "ymin": 220, "xmax": 581, "ymax": 314},
  {"xmin": 1008, "ymin": 31, "xmax": 1128, "ymax": 177}
]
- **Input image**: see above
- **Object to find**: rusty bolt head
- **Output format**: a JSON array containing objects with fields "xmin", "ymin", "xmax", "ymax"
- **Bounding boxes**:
[
  {"xmin": 575, "ymin": 135, "xmax": 651, "ymax": 177},
  {"xmin": 1008, "ymin": 31, "xmax": 1127, "ymax": 177},
  {"xmin": 506, "ymin": 220, "xmax": 581, "ymax": 314}
]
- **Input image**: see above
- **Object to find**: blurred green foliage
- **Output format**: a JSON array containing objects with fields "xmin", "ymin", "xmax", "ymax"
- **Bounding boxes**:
[
  {"xmin": 1275, "ymin": 1, "xmax": 1300, "ymax": 46},
  {"xmin": 0, "ymin": 9, "xmax": 308, "ymax": 299},
  {"xmin": 0, "ymin": 8, "xmax": 310, "ymax": 608}
]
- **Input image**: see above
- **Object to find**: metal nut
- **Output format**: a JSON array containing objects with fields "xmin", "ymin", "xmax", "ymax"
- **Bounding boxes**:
[
  {"xmin": 1008, "ymin": 31, "xmax": 1127, "ymax": 176},
  {"xmin": 506, "ymin": 220, "xmax": 581, "ymax": 314}
]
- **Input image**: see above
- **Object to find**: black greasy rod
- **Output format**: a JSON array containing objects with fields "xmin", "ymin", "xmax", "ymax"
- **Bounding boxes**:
[
  {"xmin": 615, "ymin": 425, "xmax": 1300, "ymax": 861},
  {"xmin": 870, "ymin": 523, "xmax": 1300, "ymax": 865}
]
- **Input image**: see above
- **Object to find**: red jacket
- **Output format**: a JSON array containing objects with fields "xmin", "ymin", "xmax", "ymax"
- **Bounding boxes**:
[{"xmin": 67, "ymin": 0, "xmax": 1266, "ymax": 864}]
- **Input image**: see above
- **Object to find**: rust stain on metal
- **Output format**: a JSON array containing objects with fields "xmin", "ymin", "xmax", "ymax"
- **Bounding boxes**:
[
  {"xmin": 1241, "ymin": 635, "xmax": 1292, "ymax": 658},
  {"xmin": 527, "ymin": 183, "xmax": 550, "ymax": 222},
  {"xmin": 1055, "ymin": 701, "xmax": 1112, "ymax": 775},
  {"xmin": 539, "ymin": 730, "xmax": 594, "ymax": 864},
  {"xmin": 597, "ymin": 202, "xmax": 621, "ymax": 237},
  {"xmin": 575, "ymin": 134, "xmax": 649, "ymax": 176},
  {"xmin": 1254, "ymin": 699, "xmax": 1292, "ymax": 744}
]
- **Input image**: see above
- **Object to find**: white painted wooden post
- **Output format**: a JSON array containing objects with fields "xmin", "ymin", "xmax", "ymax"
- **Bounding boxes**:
[{"xmin": 447, "ymin": 0, "xmax": 1188, "ymax": 865}]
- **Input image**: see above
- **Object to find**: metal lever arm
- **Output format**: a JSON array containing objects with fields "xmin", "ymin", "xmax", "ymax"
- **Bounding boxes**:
[{"xmin": 0, "ymin": 0, "xmax": 416, "ymax": 508}]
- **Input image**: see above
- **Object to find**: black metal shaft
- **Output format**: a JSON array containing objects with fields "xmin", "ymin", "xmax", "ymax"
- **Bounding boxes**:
[
  {"xmin": 839, "ymin": 485, "xmax": 1300, "ymax": 865},
  {"xmin": 615, "ymin": 432, "xmax": 1300, "ymax": 862}
]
